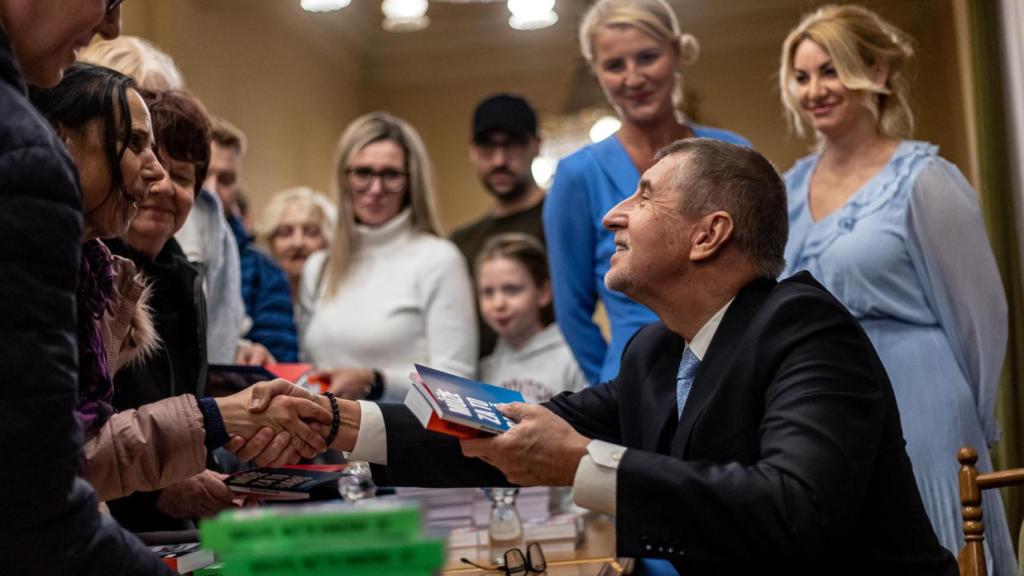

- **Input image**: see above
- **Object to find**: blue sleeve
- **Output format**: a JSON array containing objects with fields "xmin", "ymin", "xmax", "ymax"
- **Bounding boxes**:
[
  {"xmin": 197, "ymin": 397, "xmax": 230, "ymax": 449},
  {"xmin": 544, "ymin": 156, "xmax": 606, "ymax": 385},
  {"xmin": 241, "ymin": 249, "xmax": 300, "ymax": 362},
  {"xmin": 905, "ymin": 160, "xmax": 1008, "ymax": 444},
  {"xmin": 691, "ymin": 125, "xmax": 752, "ymax": 148}
]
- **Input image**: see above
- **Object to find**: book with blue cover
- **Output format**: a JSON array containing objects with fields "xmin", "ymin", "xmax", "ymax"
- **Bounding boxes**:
[{"xmin": 406, "ymin": 364, "xmax": 524, "ymax": 437}]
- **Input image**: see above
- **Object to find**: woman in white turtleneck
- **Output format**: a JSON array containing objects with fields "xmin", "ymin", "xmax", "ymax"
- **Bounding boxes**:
[{"xmin": 300, "ymin": 112, "xmax": 477, "ymax": 403}]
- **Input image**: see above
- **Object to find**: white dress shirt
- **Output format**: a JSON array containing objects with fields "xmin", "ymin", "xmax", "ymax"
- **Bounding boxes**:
[{"xmin": 348, "ymin": 300, "xmax": 733, "ymax": 517}]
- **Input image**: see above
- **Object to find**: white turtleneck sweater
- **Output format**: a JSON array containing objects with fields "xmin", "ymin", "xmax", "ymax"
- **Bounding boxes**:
[{"xmin": 299, "ymin": 209, "xmax": 478, "ymax": 402}]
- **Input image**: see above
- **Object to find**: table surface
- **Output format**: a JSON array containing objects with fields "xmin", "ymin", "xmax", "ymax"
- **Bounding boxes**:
[{"xmin": 441, "ymin": 517, "xmax": 619, "ymax": 575}]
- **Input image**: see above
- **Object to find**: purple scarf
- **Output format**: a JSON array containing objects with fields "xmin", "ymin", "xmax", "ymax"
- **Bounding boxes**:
[{"xmin": 75, "ymin": 239, "xmax": 115, "ymax": 437}]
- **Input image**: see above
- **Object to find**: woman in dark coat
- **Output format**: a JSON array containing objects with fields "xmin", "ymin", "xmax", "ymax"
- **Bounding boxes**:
[{"xmin": 0, "ymin": 2, "xmax": 175, "ymax": 574}]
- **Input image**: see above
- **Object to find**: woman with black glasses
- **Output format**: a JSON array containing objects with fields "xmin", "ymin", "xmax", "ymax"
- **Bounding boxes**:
[{"xmin": 300, "ymin": 112, "xmax": 477, "ymax": 402}]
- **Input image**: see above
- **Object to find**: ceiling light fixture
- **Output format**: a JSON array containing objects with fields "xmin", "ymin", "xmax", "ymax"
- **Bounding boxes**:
[
  {"xmin": 507, "ymin": 0, "xmax": 558, "ymax": 31},
  {"xmin": 300, "ymin": 0, "xmax": 351, "ymax": 12},
  {"xmin": 382, "ymin": 0, "xmax": 430, "ymax": 32}
]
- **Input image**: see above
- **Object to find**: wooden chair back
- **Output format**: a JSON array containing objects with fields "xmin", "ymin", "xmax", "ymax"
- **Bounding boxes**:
[{"xmin": 957, "ymin": 446, "xmax": 1024, "ymax": 576}]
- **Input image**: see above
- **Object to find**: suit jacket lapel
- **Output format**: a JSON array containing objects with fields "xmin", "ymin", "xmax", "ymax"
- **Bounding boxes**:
[
  {"xmin": 643, "ymin": 331, "xmax": 686, "ymax": 453},
  {"xmin": 673, "ymin": 277, "xmax": 777, "ymax": 457},
  {"xmin": 588, "ymin": 136, "xmax": 640, "ymax": 201}
]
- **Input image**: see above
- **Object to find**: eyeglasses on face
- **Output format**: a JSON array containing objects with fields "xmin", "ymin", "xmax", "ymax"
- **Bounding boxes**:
[
  {"xmin": 345, "ymin": 166, "xmax": 408, "ymax": 194},
  {"xmin": 107, "ymin": 0, "xmax": 125, "ymax": 14},
  {"xmin": 461, "ymin": 541, "xmax": 546, "ymax": 576}
]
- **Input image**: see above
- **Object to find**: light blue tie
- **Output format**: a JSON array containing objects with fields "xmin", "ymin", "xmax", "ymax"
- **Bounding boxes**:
[{"xmin": 676, "ymin": 347, "xmax": 701, "ymax": 418}]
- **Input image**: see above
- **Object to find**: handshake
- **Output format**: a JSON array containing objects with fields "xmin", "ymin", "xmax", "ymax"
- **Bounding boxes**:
[{"xmin": 212, "ymin": 380, "xmax": 348, "ymax": 466}]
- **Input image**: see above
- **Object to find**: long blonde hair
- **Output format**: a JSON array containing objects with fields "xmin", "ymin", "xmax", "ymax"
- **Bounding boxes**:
[
  {"xmin": 322, "ymin": 112, "xmax": 442, "ymax": 298},
  {"xmin": 578, "ymin": 0, "xmax": 699, "ymax": 108},
  {"xmin": 779, "ymin": 4, "xmax": 915, "ymax": 139}
]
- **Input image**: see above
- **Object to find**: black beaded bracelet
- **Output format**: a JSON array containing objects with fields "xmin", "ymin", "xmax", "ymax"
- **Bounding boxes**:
[{"xmin": 323, "ymin": 391, "xmax": 341, "ymax": 448}]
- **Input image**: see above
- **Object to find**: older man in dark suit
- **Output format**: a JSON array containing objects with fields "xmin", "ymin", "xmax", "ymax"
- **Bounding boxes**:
[{"xmin": 257, "ymin": 138, "xmax": 955, "ymax": 574}]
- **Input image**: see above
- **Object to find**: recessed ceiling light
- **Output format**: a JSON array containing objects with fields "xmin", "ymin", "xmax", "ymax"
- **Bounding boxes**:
[
  {"xmin": 507, "ymin": 0, "xmax": 558, "ymax": 31},
  {"xmin": 300, "ymin": 0, "xmax": 351, "ymax": 12},
  {"xmin": 382, "ymin": 0, "xmax": 430, "ymax": 32}
]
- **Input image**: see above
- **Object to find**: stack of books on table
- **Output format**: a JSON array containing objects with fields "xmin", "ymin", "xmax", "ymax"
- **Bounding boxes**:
[
  {"xmin": 394, "ymin": 486, "xmax": 584, "ymax": 564},
  {"xmin": 198, "ymin": 500, "xmax": 444, "ymax": 576},
  {"xmin": 394, "ymin": 486, "xmax": 552, "ymax": 531}
]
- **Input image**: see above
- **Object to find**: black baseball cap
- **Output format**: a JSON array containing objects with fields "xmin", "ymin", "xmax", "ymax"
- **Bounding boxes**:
[{"xmin": 472, "ymin": 94, "xmax": 538, "ymax": 143}]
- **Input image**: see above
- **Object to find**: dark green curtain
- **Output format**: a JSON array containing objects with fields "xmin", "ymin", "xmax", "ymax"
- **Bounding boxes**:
[{"xmin": 967, "ymin": 0, "xmax": 1024, "ymax": 542}]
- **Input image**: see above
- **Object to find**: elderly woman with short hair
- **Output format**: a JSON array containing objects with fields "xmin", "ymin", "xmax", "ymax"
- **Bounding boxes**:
[{"xmin": 258, "ymin": 186, "xmax": 337, "ymax": 309}]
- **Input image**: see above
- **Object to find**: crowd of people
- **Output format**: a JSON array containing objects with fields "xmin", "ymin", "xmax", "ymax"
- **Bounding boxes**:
[{"xmin": 0, "ymin": 0, "xmax": 1011, "ymax": 574}]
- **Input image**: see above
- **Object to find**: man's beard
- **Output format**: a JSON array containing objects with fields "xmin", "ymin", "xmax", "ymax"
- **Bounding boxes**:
[{"xmin": 483, "ymin": 169, "xmax": 530, "ymax": 202}]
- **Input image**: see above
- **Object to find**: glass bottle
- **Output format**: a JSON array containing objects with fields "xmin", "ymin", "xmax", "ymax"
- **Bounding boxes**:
[
  {"xmin": 485, "ymin": 487, "xmax": 522, "ymax": 565},
  {"xmin": 337, "ymin": 461, "xmax": 377, "ymax": 502}
]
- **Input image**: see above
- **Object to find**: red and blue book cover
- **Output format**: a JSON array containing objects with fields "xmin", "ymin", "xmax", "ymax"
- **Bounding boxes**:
[{"xmin": 405, "ymin": 364, "xmax": 524, "ymax": 438}]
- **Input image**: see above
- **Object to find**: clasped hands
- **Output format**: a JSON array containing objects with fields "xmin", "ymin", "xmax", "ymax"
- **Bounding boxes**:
[
  {"xmin": 214, "ymin": 381, "xmax": 592, "ymax": 485},
  {"xmin": 215, "ymin": 379, "xmax": 335, "ymax": 466},
  {"xmin": 460, "ymin": 403, "xmax": 591, "ymax": 487}
]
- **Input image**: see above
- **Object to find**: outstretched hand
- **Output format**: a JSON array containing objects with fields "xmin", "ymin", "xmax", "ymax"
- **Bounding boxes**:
[
  {"xmin": 156, "ymin": 469, "xmax": 237, "ymax": 519},
  {"xmin": 216, "ymin": 379, "xmax": 332, "ymax": 460},
  {"xmin": 459, "ymin": 403, "xmax": 590, "ymax": 486},
  {"xmin": 234, "ymin": 341, "xmax": 275, "ymax": 366},
  {"xmin": 311, "ymin": 367, "xmax": 375, "ymax": 400}
]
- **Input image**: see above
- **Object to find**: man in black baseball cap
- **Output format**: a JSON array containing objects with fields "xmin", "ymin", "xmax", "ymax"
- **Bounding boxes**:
[{"xmin": 451, "ymin": 93, "xmax": 547, "ymax": 357}]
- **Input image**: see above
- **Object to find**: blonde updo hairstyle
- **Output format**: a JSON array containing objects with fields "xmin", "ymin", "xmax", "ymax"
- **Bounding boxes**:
[
  {"xmin": 256, "ymin": 186, "xmax": 338, "ymax": 256},
  {"xmin": 322, "ymin": 112, "xmax": 443, "ymax": 298},
  {"xmin": 78, "ymin": 36, "xmax": 185, "ymax": 92},
  {"xmin": 578, "ymin": 0, "xmax": 699, "ymax": 108},
  {"xmin": 779, "ymin": 4, "xmax": 915, "ymax": 139}
]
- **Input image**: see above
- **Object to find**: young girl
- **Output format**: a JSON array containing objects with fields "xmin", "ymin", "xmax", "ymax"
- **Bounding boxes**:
[{"xmin": 476, "ymin": 234, "xmax": 587, "ymax": 402}]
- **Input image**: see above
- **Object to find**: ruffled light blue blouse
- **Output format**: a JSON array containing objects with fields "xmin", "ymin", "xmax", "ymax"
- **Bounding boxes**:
[{"xmin": 784, "ymin": 140, "xmax": 1014, "ymax": 573}]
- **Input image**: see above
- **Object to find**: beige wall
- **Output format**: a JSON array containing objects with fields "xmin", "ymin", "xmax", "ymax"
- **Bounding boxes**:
[
  {"xmin": 118, "ymin": 0, "xmax": 971, "ymax": 232},
  {"xmin": 363, "ymin": 69, "xmax": 574, "ymax": 233},
  {"xmin": 686, "ymin": 0, "xmax": 970, "ymax": 181},
  {"xmin": 121, "ymin": 0, "xmax": 362, "ymax": 215}
]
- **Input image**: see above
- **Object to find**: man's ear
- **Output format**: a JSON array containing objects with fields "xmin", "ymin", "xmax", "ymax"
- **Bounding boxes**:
[
  {"xmin": 689, "ymin": 211, "xmax": 734, "ymax": 262},
  {"xmin": 527, "ymin": 136, "xmax": 542, "ymax": 158}
]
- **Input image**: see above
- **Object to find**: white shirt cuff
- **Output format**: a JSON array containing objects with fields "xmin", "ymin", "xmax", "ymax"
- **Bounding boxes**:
[
  {"xmin": 348, "ymin": 400, "xmax": 388, "ymax": 465},
  {"xmin": 572, "ymin": 439, "xmax": 624, "ymax": 516}
]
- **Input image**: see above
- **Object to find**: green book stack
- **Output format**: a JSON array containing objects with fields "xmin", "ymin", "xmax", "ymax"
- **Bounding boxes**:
[{"xmin": 199, "ymin": 500, "xmax": 444, "ymax": 576}]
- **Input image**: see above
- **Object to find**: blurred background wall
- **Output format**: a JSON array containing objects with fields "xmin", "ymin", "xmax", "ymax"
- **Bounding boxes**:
[{"xmin": 118, "ymin": 0, "xmax": 974, "ymax": 232}]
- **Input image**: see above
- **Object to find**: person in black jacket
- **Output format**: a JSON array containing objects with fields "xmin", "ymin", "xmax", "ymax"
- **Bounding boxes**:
[
  {"xmin": 272, "ymin": 139, "xmax": 958, "ymax": 574},
  {"xmin": 0, "ymin": 1, "xmax": 176, "ymax": 574}
]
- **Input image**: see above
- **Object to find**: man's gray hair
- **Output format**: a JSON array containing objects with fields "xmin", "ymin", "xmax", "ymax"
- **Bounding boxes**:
[{"xmin": 654, "ymin": 138, "xmax": 788, "ymax": 278}]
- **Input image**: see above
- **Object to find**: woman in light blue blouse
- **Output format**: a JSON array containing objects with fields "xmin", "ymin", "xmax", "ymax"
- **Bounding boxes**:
[
  {"xmin": 779, "ymin": 5, "xmax": 1013, "ymax": 571},
  {"xmin": 544, "ymin": 0, "xmax": 749, "ymax": 386}
]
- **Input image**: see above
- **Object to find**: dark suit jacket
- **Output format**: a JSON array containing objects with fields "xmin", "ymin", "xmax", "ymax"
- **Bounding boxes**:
[{"xmin": 373, "ymin": 273, "xmax": 956, "ymax": 574}]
